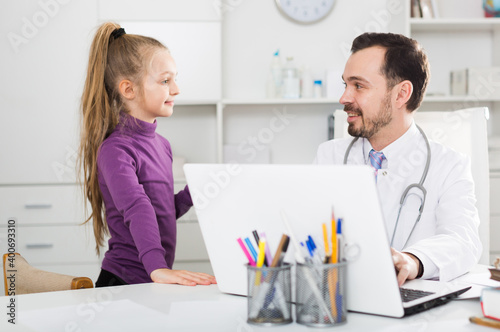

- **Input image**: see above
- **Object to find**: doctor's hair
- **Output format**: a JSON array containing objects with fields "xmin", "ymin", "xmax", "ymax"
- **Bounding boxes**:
[
  {"xmin": 78, "ymin": 22, "xmax": 168, "ymax": 254},
  {"xmin": 351, "ymin": 32, "xmax": 429, "ymax": 112}
]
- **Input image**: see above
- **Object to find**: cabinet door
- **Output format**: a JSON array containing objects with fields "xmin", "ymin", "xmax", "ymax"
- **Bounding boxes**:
[
  {"xmin": 0, "ymin": 225, "xmax": 98, "ymax": 266},
  {"xmin": 0, "ymin": 1, "xmax": 98, "ymax": 184},
  {"xmin": 0, "ymin": 185, "xmax": 87, "ymax": 226}
]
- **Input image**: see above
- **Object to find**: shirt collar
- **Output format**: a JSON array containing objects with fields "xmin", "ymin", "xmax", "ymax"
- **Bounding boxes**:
[
  {"xmin": 362, "ymin": 120, "xmax": 418, "ymax": 163},
  {"xmin": 117, "ymin": 112, "xmax": 157, "ymax": 138}
]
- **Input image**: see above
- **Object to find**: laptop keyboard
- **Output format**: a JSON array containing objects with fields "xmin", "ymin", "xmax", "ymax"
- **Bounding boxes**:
[{"xmin": 400, "ymin": 288, "xmax": 435, "ymax": 302}]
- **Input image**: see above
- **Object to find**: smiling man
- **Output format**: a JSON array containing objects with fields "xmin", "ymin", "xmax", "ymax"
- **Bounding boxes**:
[{"xmin": 314, "ymin": 32, "xmax": 482, "ymax": 285}]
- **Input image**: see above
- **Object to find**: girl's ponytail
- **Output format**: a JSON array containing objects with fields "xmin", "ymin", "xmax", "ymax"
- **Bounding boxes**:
[{"xmin": 78, "ymin": 22, "xmax": 121, "ymax": 255}]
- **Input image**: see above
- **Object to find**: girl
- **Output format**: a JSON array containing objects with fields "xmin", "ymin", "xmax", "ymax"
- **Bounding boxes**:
[{"xmin": 78, "ymin": 22, "xmax": 216, "ymax": 287}]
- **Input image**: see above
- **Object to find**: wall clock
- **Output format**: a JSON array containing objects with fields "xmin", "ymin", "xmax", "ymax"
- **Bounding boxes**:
[{"xmin": 275, "ymin": 0, "xmax": 336, "ymax": 24}]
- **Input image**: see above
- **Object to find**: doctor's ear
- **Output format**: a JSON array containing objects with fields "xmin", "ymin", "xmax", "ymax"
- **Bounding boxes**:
[{"xmin": 394, "ymin": 80, "xmax": 413, "ymax": 108}]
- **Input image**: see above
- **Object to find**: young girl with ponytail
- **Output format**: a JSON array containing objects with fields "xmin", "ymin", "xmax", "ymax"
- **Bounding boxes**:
[{"xmin": 79, "ymin": 22, "xmax": 216, "ymax": 287}]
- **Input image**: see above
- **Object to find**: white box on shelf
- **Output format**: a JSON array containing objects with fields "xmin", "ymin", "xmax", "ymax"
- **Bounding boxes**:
[{"xmin": 450, "ymin": 67, "xmax": 500, "ymax": 98}]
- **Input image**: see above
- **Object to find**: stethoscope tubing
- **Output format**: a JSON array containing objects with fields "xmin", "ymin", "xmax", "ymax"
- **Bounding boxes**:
[{"xmin": 343, "ymin": 124, "xmax": 431, "ymax": 248}]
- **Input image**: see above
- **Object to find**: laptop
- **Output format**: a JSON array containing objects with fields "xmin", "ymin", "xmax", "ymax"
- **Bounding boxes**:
[{"xmin": 183, "ymin": 164, "xmax": 471, "ymax": 318}]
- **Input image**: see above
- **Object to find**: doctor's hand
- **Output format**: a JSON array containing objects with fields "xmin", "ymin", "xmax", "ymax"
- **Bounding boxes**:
[
  {"xmin": 151, "ymin": 268, "xmax": 217, "ymax": 286},
  {"xmin": 391, "ymin": 248, "xmax": 419, "ymax": 286}
]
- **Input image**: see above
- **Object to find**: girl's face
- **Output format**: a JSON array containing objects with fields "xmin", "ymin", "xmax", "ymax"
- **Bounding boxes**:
[{"xmin": 136, "ymin": 49, "xmax": 179, "ymax": 122}]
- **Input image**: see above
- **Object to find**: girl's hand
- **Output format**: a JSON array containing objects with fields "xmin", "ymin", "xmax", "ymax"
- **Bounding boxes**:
[{"xmin": 150, "ymin": 268, "xmax": 217, "ymax": 286}]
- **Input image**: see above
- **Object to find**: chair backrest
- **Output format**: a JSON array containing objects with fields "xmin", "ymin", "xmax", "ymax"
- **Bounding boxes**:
[
  {"xmin": 3, "ymin": 253, "xmax": 94, "ymax": 295},
  {"xmin": 333, "ymin": 107, "xmax": 490, "ymax": 265}
]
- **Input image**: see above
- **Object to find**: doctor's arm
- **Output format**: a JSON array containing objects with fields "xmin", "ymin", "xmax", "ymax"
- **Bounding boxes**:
[{"xmin": 402, "ymin": 156, "xmax": 482, "ymax": 282}]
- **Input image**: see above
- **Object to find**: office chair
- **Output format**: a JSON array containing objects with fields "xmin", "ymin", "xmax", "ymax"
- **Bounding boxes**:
[
  {"xmin": 2, "ymin": 253, "xmax": 94, "ymax": 295},
  {"xmin": 333, "ymin": 107, "xmax": 490, "ymax": 265}
]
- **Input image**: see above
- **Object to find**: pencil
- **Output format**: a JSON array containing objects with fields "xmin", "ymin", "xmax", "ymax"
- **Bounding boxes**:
[
  {"xmin": 329, "ymin": 210, "xmax": 338, "ymax": 322},
  {"xmin": 331, "ymin": 215, "xmax": 337, "ymax": 264},
  {"xmin": 322, "ymin": 223, "xmax": 329, "ymax": 256},
  {"xmin": 469, "ymin": 316, "xmax": 500, "ymax": 329}
]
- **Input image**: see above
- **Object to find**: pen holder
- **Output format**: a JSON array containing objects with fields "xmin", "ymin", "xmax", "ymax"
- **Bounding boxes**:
[
  {"xmin": 295, "ymin": 261, "xmax": 348, "ymax": 327},
  {"xmin": 246, "ymin": 263, "xmax": 292, "ymax": 326}
]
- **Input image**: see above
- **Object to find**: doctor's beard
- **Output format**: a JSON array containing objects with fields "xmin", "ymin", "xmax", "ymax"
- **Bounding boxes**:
[{"xmin": 346, "ymin": 93, "xmax": 392, "ymax": 139}]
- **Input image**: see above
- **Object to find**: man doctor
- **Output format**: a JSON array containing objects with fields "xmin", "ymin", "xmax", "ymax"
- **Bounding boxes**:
[{"xmin": 314, "ymin": 32, "xmax": 482, "ymax": 285}]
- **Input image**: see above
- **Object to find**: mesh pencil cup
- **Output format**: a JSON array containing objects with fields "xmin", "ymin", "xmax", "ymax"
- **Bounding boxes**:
[
  {"xmin": 295, "ymin": 261, "xmax": 348, "ymax": 327},
  {"xmin": 246, "ymin": 263, "xmax": 292, "ymax": 326}
]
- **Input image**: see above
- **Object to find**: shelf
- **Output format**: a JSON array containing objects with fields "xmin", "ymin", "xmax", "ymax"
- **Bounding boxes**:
[
  {"xmin": 423, "ymin": 95, "xmax": 500, "ymax": 102},
  {"xmin": 175, "ymin": 99, "xmax": 219, "ymax": 106},
  {"xmin": 222, "ymin": 98, "xmax": 340, "ymax": 105},
  {"xmin": 410, "ymin": 18, "xmax": 500, "ymax": 32}
]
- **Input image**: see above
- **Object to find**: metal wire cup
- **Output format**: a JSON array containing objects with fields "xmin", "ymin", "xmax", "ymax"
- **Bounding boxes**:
[
  {"xmin": 295, "ymin": 261, "xmax": 348, "ymax": 327},
  {"xmin": 246, "ymin": 263, "xmax": 292, "ymax": 326}
]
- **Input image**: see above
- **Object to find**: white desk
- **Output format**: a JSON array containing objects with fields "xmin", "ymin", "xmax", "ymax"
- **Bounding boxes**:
[{"xmin": 0, "ymin": 281, "xmax": 493, "ymax": 332}]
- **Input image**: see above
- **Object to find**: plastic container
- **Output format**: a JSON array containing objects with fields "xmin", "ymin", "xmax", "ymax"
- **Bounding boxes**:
[
  {"xmin": 313, "ymin": 80, "xmax": 323, "ymax": 98},
  {"xmin": 301, "ymin": 66, "xmax": 313, "ymax": 98},
  {"xmin": 268, "ymin": 50, "xmax": 283, "ymax": 98},
  {"xmin": 282, "ymin": 57, "xmax": 300, "ymax": 99}
]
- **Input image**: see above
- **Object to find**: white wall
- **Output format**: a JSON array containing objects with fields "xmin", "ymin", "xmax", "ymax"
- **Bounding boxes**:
[{"xmin": 222, "ymin": 0, "xmax": 405, "ymax": 99}]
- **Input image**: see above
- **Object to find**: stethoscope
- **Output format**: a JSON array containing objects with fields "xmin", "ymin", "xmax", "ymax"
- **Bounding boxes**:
[{"xmin": 343, "ymin": 125, "xmax": 431, "ymax": 249}]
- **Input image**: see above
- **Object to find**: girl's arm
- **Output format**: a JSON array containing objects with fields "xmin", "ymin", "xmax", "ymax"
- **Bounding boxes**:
[{"xmin": 174, "ymin": 185, "xmax": 193, "ymax": 219}]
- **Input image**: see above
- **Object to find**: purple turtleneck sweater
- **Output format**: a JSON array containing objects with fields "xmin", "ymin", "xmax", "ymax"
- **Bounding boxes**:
[{"xmin": 97, "ymin": 114, "xmax": 192, "ymax": 284}]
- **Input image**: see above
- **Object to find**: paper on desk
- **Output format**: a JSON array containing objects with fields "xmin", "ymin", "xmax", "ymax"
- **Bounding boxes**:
[
  {"xmin": 19, "ymin": 299, "xmax": 169, "ymax": 332},
  {"xmin": 460, "ymin": 272, "xmax": 500, "ymax": 288},
  {"xmin": 456, "ymin": 270, "xmax": 500, "ymax": 299},
  {"xmin": 162, "ymin": 300, "xmax": 248, "ymax": 331}
]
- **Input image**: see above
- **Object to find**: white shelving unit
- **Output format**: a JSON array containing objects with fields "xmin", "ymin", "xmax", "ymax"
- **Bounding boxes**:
[{"xmin": 406, "ymin": 6, "xmax": 500, "ymax": 261}]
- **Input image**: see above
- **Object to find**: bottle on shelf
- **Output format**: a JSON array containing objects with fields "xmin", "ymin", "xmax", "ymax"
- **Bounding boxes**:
[
  {"xmin": 314, "ymin": 80, "xmax": 323, "ymax": 98},
  {"xmin": 282, "ymin": 56, "xmax": 300, "ymax": 99},
  {"xmin": 267, "ymin": 49, "xmax": 283, "ymax": 98},
  {"xmin": 301, "ymin": 65, "xmax": 313, "ymax": 99}
]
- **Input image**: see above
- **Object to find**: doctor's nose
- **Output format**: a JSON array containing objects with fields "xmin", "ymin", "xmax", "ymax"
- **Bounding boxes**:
[{"xmin": 339, "ymin": 88, "xmax": 353, "ymax": 105}]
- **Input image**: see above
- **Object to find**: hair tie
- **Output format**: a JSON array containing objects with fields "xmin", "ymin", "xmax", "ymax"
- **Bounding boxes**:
[{"xmin": 110, "ymin": 28, "xmax": 126, "ymax": 41}]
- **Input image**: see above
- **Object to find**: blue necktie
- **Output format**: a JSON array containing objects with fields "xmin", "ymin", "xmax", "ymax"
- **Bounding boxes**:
[{"xmin": 369, "ymin": 149, "xmax": 385, "ymax": 179}]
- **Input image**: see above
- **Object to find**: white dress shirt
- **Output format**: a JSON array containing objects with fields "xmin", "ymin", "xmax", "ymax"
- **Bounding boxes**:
[{"xmin": 314, "ymin": 121, "xmax": 482, "ymax": 281}]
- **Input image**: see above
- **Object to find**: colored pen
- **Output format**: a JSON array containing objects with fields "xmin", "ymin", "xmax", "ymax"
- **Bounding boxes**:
[
  {"xmin": 260, "ymin": 232, "xmax": 274, "ymax": 266},
  {"xmin": 337, "ymin": 218, "xmax": 344, "ymax": 262},
  {"xmin": 245, "ymin": 237, "xmax": 258, "ymax": 262},
  {"xmin": 256, "ymin": 239, "xmax": 266, "ymax": 268},
  {"xmin": 237, "ymin": 237, "xmax": 256, "ymax": 266},
  {"xmin": 308, "ymin": 235, "xmax": 317, "ymax": 251},
  {"xmin": 253, "ymin": 230, "xmax": 269, "ymax": 266}
]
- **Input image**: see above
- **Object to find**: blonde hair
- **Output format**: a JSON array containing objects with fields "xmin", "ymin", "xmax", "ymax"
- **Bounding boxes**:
[{"xmin": 78, "ymin": 22, "xmax": 167, "ymax": 254}]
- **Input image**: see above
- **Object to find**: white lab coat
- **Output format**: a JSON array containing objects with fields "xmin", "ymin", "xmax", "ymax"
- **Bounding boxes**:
[{"xmin": 314, "ymin": 122, "xmax": 482, "ymax": 281}]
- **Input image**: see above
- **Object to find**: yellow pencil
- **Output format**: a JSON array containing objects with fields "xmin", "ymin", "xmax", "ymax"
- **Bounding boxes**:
[
  {"xmin": 469, "ymin": 316, "xmax": 500, "ymax": 329},
  {"xmin": 331, "ymin": 216, "xmax": 337, "ymax": 264},
  {"xmin": 322, "ymin": 223, "xmax": 329, "ymax": 256}
]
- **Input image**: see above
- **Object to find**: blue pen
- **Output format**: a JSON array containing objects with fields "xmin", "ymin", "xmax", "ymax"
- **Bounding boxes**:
[
  {"xmin": 337, "ymin": 218, "xmax": 344, "ymax": 261},
  {"xmin": 244, "ymin": 237, "xmax": 258, "ymax": 262},
  {"xmin": 308, "ymin": 235, "xmax": 317, "ymax": 251},
  {"xmin": 336, "ymin": 283, "xmax": 343, "ymax": 320},
  {"xmin": 306, "ymin": 239, "xmax": 314, "ymax": 258}
]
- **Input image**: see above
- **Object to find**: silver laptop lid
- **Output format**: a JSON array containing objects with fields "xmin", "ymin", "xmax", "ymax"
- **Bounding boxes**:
[{"xmin": 184, "ymin": 164, "xmax": 405, "ymax": 317}]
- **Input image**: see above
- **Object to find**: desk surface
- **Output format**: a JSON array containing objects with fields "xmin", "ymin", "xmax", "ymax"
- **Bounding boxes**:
[{"xmin": 0, "ymin": 267, "xmax": 497, "ymax": 332}]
